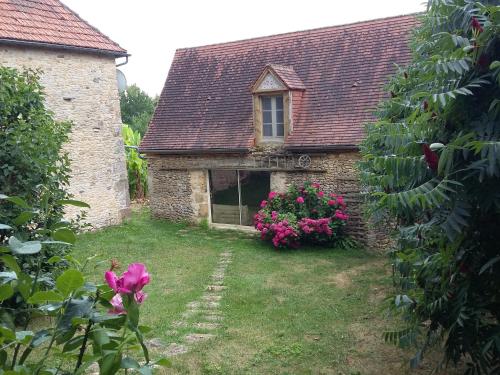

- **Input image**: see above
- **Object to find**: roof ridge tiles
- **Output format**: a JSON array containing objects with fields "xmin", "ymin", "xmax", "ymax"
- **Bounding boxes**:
[{"xmin": 175, "ymin": 13, "xmax": 422, "ymax": 52}]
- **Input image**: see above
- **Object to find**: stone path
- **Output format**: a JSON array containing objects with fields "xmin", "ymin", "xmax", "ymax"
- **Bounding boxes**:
[{"xmin": 146, "ymin": 250, "xmax": 233, "ymax": 358}]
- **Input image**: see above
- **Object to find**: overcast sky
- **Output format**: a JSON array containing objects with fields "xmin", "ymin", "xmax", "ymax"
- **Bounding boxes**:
[{"xmin": 63, "ymin": 0, "xmax": 426, "ymax": 96}]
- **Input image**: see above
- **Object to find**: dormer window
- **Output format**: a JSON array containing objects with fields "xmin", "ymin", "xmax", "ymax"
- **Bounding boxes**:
[
  {"xmin": 251, "ymin": 65, "xmax": 305, "ymax": 146},
  {"xmin": 262, "ymin": 95, "xmax": 284, "ymax": 139}
]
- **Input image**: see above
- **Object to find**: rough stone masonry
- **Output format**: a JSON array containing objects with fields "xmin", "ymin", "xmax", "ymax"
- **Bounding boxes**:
[{"xmin": 0, "ymin": 45, "xmax": 130, "ymax": 228}]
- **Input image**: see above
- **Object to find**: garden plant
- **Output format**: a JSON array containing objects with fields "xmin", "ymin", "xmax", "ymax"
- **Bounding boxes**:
[
  {"xmin": 0, "ymin": 195, "xmax": 166, "ymax": 374},
  {"xmin": 254, "ymin": 182, "xmax": 349, "ymax": 248},
  {"xmin": 359, "ymin": 0, "xmax": 500, "ymax": 373},
  {"xmin": 122, "ymin": 124, "xmax": 148, "ymax": 200}
]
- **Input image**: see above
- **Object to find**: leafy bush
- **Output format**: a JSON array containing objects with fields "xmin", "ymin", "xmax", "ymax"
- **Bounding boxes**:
[
  {"xmin": 122, "ymin": 124, "xmax": 148, "ymax": 200},
  {"xmin": 254, "ymin": 182, "xmax": 348, "ymax": 248},
  {"xmin": 0, "ymin": 195, "xmax": 167, "ymax": 374},
  {"xmin": 0, "ymin": 67, "xmax": 71, "ymax": 231},
  {"xmin": 359, "ymin": 1, "xmax": 500, "ymax": 373}
]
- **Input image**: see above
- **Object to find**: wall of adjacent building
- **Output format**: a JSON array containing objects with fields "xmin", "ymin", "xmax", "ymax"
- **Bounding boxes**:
[
  {"xmin": 0, "ymin": 45, "xmax": 130, "ymax": 228},
  {"xmin": 146, "ymin": 151, "xmax": 386, "ymax": 246}
]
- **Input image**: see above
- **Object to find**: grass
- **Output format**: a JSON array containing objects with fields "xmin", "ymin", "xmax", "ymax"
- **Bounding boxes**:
[{"xmin": 73, "ymin": 208, "xmax": 459, "ymax": 375}]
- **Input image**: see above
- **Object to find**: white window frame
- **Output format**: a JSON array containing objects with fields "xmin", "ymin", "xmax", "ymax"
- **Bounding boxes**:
[{"xmin": 261, "ymin": 95, "xmax": 284, "ymax": 141}]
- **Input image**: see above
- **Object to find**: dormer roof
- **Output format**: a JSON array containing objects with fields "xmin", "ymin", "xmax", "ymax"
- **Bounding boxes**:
[{"xmin": 251, "ymin": 65, "xmax": 306, "ymax": 93}]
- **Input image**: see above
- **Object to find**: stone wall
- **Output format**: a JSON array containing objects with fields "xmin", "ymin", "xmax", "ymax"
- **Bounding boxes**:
[
  {"xmin": 0, "ymin": 45, "xmax": 130, "ymax": 228},
  {"xmin": 146, "ymin": 151, "xmax": 379, "ymax": 245}
]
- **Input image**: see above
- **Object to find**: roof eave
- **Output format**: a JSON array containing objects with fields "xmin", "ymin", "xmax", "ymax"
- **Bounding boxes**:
[
  {"xmin": 285, "ymin": 144, "xmax": 359, "ymax": 152},
  {"xmin": 138, "ymin": 147, "xmax": 250, "ymax": 155},
  {"xmin": 0, "ymin": 38, "xmax": 129, "ymax": 58}
]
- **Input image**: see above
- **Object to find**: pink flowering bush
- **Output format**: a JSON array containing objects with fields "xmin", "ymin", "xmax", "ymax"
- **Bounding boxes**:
[{"xmin": 254, "ymin": 182, "xmax": 349, "ymax": 249}]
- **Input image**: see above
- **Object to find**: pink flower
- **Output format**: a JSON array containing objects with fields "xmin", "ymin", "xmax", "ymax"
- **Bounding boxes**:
[
  {"xmin": 134, "ymin": 290, "xmax": 148, "ymax": 304},
  {"xmin": 327, "ymin": 199, "xmax": 336, "ymax": 206},
  {"xmin": 271, "ymin": 211, "xmax": 278, "ymax": 221},
  {"xmin": 312, "ymin": 183, "xmax": 320, "ymax": 189},
  {"xmin": 109, "ymin": 294, "xmax": 125, "ymax": 315},
  {"xmin": 268, "ymin": 191, "xmax": 277, "ymax": 200},
  {"xmin": 296, "ymin": 197, "xmax": 304, "ymax": 204},
  {"xmin": 120, "ymin": 263, "xmax": 150, "ymax": 293},
  {"xmin": 105, "ymin": 271, "xmax": 118, "ymax": 292},
  {"xmin": 260, "ymin": 200, "xmax": 268, "ymax": 208},
  {"xmin": 105, "ymin": 263, "xmax": 150, "ymax": 294},
  {"xmin": 317, "ymin": 191, "xmax": 324, "ymax": 198}
]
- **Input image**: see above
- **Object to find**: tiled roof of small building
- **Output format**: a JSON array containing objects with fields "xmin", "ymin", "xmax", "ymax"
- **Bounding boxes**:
[
  {"xmin": 141, "ymin": 14, "xmax": 419, "ymax": 153},
  {"xmin": 0, "ymin": 0, "xmax": 127, "ymax": 56}
]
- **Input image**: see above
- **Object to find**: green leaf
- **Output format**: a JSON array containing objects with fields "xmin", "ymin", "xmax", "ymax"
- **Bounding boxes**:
[
  {"xmin": 17, "ymin": 273, "xmax": 32, "ymax": 300},
  {"xmin": 63, "ymin": 335, "xmax": 85, "ymax": 353},
  {"xmin": 31, "ymin": 330, "xmax": 51, "ymax": 347},
  {"xmin": 28, "ymin": 291, "xmax": 63, "ymax": 304},
  {"xmin": 56, "ymin": 199, "xmax": 90, "ymax": 208},
  {"xmin": 0, "ymin": 284, "xmax": 14, "ymax": 301},
  {"xmin": 52, "ymin": 228, "xmax": 76, "ymax": 245},
  {"xmin": 15, "ymin": 331, "xmax": 33, "ymax": 345},
  {"xmin": 121, "ymin": 357, "xmax": 140, "ymax": 369},
  {"xmin": 4, "ymin": 196, "xmax": 29, "ymax": 208},
  {"xmin": 91, "ymin": 329, "xmax": 110, "ymax": 347},
  {"xmin": 13, "ymin": 211, "xmax": 35, "ymax": 226},
  {"xmin": 0, "ymin": 224, "xmax": 12, "ymax": 230},
  {"xmin": 154, "ymin": 358, "xmax": 171, "ymax": 367},
  {"xmin": 1, "ymin": 254, "xmax": 21, "ymax": 275},
  {"xmin": 56, "ymin": 269, "xmax": 84, "ymax": 296},
  {"xmin": 138, "ymin": 365, "xmax": 153, "ymax": 375},
  {"xmin": 8, "ymin": 237, "xmax": 41, "ymax": 255}
]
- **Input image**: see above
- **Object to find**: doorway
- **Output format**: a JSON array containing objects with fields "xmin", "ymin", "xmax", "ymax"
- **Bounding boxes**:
[{"xmin": 209, "ymin": 170, "xmax": 270, "ymax": 226}]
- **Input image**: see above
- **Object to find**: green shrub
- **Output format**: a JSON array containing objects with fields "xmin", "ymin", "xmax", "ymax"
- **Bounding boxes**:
[
  {"xmin": 0, "ymin": 67, "xmax": 71, "ymax": 231},
  {"xmin": 254, "ymin": 182, "xmax": 348, "ymax": 248},
  {"xmin": 122, "ymin": 124, "xmax": 148, "ymax": 200},
  {"xmin": 359, "ymin": 1, "xmax": 500, "ymax": 372}
]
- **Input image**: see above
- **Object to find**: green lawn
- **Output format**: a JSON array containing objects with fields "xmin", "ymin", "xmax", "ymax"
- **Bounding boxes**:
[{"xmin": 73, "ymin": 208, "xmax": 456, "ymax": 375}]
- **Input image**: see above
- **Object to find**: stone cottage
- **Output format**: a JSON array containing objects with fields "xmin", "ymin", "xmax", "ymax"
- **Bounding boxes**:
[
  {"xmin": 140, "ymin": 15, "xmax": 419, "ymax": 243},
  {"xmin": 0, "ymin": 0, "xmax": 130, "ymax": 228}
]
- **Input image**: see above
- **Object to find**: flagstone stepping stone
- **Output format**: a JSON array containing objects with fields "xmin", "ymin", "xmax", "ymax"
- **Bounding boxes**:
[
  {"xmin": 202, "ymin": 294, "xmax": 222, "ymax": 302},
  {"xmin": 164, "ymin": 343, "xmax": 188, "ymax": 357},
  {"xmin": 172, "ymin": 320, "xmax": 188, "ymax": 328},
  {"xmin": 193, "ymin": 322, "xmax": 221, "ymax": 330},
  {"xmin": 146, "ymin": 338, "xmax": 166, "ymax": 349},
  {"xmin": 203, "ymin": 314, "xmax": 224, "ymax": 322},
  {"xmin": 206, "ymin": 285, "xmax": 226, "ymax": 292},
  {"xmin": 184, "ymin": 333, "xmax": 215, "ymax": 343}
]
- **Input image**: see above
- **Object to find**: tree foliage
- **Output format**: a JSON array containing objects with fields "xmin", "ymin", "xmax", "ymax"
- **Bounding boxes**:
[
  {"xmin": 122, "ymin": 125, "xmax": 148, "ymax": 200},
  {"xmin": 119, "ymin": 85, "xmax": 157, "ymax": 136},
  {"xmin": 359, "ymin": 1, "xmax": 500, "ymax": 373},
  {"xmin": 0, "ymin": 67, "xmax": 71, "ymax": 229}
]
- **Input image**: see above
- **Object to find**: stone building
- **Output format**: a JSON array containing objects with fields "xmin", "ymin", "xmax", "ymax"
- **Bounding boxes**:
[
  {"xmin": 0, "ymin": 0, "xmax": 130, "ymax": 228},
  {"xmin": 140, "ymin": 15, "xmax": 419, "ymax": 243}
]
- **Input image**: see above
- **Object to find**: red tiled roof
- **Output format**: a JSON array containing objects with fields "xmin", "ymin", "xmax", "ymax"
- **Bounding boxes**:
[
  {"xmin": 141, "ymin": 14, "xmax": 419, "ymax": 153},
  {"xmin": 270, "ymin": 65, "xmax": 306, "ymax": 91},
  {"xmin": 0, "ymin": 0, "xmax": 127, "ymax": 56}
]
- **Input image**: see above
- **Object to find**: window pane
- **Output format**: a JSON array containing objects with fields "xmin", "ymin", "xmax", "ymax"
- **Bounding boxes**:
[
  {"xmin": 276, "ymin": 110, "xmax": 284, "ymax": 124},
  {"xmin": 275, "ymin": 96, "xmax": 283, "ymax": 110},
  {"xmin": 240, "ymin": 171, "xmax": 270, "ymax": 226},
  {"xmin": 263, "ymin": 110, "xmax": 272, "ymax": 124},
  {"xmin": 277, "ymin": 123, "xmax": 284, "ymax": 136},
  {"xmin": 210, "ymin": 170, "xmax": 240, "ymax": 225},
  {"xmin": 263, "ymin": 123, "xmax": 273, "ymax": 137},
  {"xmin": 261, "ymin": 96, "xmax": 272, "ymax": 110}
]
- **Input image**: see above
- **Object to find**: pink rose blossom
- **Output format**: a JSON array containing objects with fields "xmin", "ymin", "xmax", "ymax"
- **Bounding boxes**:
[
  {"xmin": 268, "ymin": 191, "xmax": 277, "ymax": 200},
  {"xmin": 105, "ymin": 271, "xmax": 118, "ymax": 292},
  {"xmin": 296, "ymin": 197, "xmax": 304, "ymax": 204},
  {"xmin": 260, "ymin": 200, "xmax": 268, "ymax": 208},
  {"xmin": 318, "ymin": 191, "xmax": 324, "ymax": 198},
  {"xmin": 109, "ymin": 294, "xmax": 125, "ymax": 315},
  {"xmin": 134, "ymin": 290, "xmax": 148, "ymax": 304},
  {"xmin": 327, "ymin": 199, "xmax": 336, "ymax": 206}
]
